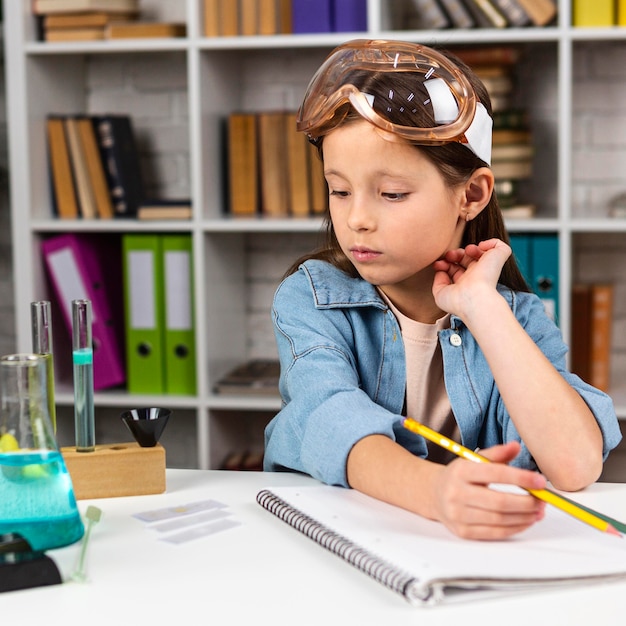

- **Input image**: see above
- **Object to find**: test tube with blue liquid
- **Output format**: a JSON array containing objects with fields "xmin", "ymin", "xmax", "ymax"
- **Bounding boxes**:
[{"xmin": 72, "ymin": 299, "xmax": 95, "ymax": 452}]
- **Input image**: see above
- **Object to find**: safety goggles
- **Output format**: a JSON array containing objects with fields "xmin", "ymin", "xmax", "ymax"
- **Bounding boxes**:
[{"xmin": 296, "ymin": 39, "xmax": 492, "ymax": 164}]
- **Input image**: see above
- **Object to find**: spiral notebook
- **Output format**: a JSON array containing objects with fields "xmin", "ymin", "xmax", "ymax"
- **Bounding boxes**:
[{"xmin": 257, "ymin": 485, "xmax": 626, "ymax": 606}]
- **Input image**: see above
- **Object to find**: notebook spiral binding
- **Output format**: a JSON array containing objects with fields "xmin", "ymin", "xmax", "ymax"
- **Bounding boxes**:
[{"xmin": 256, "ymin": 489, "xmax": 429, "ymax": 604}]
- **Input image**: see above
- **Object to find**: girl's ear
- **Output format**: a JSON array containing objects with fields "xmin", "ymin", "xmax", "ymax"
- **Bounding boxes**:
[{"xmin": 461, "ymin": 167, "xmax": 495, "ymax": 221}]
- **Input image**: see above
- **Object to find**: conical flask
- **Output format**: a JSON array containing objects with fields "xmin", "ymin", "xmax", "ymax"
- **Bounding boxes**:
[{"xmin": 0, "ymin": 354, "xmax": 84, "ymax": 551}]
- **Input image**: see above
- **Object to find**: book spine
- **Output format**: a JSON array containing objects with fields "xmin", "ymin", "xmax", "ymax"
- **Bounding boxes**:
[
  {"xmin": 490, "ymin": 0, "xmax": 531, "ymax": 26},
  {"xmin": 465, "ymin": 0, "xmax": 507, "ymax": 27},
  {"xmin": 572, "ymin": 0, "xmax": 614, "ymax": 27},
  {"xmin": 291, "ymin": 0, "xmax": 333, "ymax": 34},
  {"xmin": 407, "ymin": 0, "xmax": 450, "ymax": 29},
  {"xmin": 332, "ymin": 0, "xmax": 368, "ymax": 32},
  {"xmin": 515, "ymin": 0, "xmax": 557, "ymax": 25},
  {"xmin": 619, "ymin": 0, "xmax": 626, "ymax": 26},
  {"xmin": 92, "ymin": 115, "xmax": 144, "ymax": 218},
  {"xmin": 438, "ymin": 0, "xmax": 476, "ymax": 28},
  {"xmin": 590, "ymin": 284, "xmax": 613, "ymax": 392}
]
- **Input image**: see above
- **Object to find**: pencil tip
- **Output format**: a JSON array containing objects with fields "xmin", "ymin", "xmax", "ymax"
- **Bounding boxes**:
[{"xmin": 606, "ymin": 524, "xmax": 622, "ymax": 537}]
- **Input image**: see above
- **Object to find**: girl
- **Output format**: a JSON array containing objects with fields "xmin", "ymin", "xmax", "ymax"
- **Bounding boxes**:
[{"xmin": 263, "ymin": 40, "xmax": 621, "ymax": 540}]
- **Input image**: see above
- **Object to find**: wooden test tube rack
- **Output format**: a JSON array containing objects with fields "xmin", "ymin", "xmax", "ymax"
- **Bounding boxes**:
[{"xmin": 61, "ymin": 442, "xmax": 166, "ymax": 500}]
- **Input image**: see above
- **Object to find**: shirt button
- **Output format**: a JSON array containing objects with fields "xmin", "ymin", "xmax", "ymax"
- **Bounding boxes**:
[{"xmin": 450, "ymin": 333, "xmax": 462, "ymax": 347}]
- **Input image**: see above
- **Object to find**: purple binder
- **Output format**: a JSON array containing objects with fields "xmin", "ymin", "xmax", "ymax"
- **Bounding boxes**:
[
  {"xmin": 291, "ymin": 0, "xmax": 333, "ymax": 34},
  {"xmin": 41, "ymin": 233, "xmax": 125, "ymax": 390},
  {"xmin": 333, "ymin": 0, "xmax": 367, "ymax": 32}
]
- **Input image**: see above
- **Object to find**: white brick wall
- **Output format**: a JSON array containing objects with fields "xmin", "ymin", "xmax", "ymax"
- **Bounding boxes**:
[{"xmin": 572, "ymin": 43, "xmax": 626, "ymax": 217}]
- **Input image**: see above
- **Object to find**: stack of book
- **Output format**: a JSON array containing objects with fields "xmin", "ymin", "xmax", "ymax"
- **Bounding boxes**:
[
  {"xmin": 227, "ymin": 111, "xmax": 327, "ymax": 218},
  {"xmin": 33, "ymin": 0, "xmax": 186, "ymax": 42},
  {"xmin": 394, "ymin": 0, "xmax": 557, "ymax": 29},
  {"xmin": 45, "ymin": 113, "xmax": 191, "ymax": 220},
  {"xmin": 455, "ymin": 45, "xmax": 536, "ymax": 219},
  {"xmin": 203, "ymin": 0, "xmax": 367, "ymax": 36}
]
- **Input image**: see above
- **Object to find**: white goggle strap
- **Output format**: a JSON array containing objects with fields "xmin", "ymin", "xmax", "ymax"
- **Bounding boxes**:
[
  {"xmin": 463, "ymin": 103, "xmax": 492, "ymax": 165},
  {"xmin": 424, "ymin": 78, "xmax": 492, "ymax": 165}
]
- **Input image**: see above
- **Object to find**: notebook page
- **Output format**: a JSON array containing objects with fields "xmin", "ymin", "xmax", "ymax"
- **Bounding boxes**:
[{"xmin": 264, "ymin": 485, "xmax": 626, "ymax": 584}]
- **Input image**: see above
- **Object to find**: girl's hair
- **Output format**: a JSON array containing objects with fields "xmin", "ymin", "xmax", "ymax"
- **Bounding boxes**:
[{"xmin": 284, "ymin": 47, "xmax": 531, "ymax": 293}]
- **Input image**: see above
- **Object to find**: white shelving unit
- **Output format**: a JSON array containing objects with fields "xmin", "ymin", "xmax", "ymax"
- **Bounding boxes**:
[{"xmin": 5, "ymin": 0, "xmax": 626, "ymax": 469}]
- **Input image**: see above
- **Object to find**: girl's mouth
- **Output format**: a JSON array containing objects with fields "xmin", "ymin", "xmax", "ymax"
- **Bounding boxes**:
[{"xmin": 350, "ymin": 247, "xmax": 381, "ymax": 262}]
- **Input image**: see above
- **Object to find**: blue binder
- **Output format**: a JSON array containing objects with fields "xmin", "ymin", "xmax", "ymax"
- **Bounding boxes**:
[{"xmin": 530, "ymin": 233, "xmax": 559, "ymax": 323}]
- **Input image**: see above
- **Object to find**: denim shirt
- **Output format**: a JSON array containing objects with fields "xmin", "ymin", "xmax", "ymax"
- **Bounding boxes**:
[{"xmin": 264, "ymin": 259, "xmax": 622, "ymax": 487}]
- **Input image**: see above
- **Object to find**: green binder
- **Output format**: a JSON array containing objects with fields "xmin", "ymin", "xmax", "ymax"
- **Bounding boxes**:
[
  {"xmin": 122, "ymin": 234, "xmax": 166, "ymax": 394},
  {"xmin": 162, "ymin": 234, "xmax": 197, "ymax": 395}
]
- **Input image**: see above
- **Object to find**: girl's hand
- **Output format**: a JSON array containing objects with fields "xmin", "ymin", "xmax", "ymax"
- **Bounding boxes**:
[
  {"xmin": 431, "ymin": 441, "xmax": 547, "ymax": 540},
  {"xmin": 431, "ymin": 238, "xmax": 511, "ymax": 318}
]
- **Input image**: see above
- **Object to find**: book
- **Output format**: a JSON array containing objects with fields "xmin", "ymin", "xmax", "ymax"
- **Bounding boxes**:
[
  {"xmin": 491, "ymin": 143, "xmax": 534, "ymax": 161},
  {"xmin": 63, "ymin": 117, "xmax": 97, "ymax": 219},
  {"xmin": 308, "ymin": 143, "xmax": 328, "ymax": 215},
  {"xmin": 571, "ymin": 283, "xmax": 614, "ymax": 392},
  {"xmin": 257, "ymin": 485, "xmax": 626, "ymax": 606},
  {"xmin": 106, "ymin": 22, "xmax": 187, "ymax": 39},
  {"xmin": 492, "ymin": 128, "xmax": 532, "ymax": 144},
  {"xmin": 491, "ymin": 0, "xmax": 531, "ymax": 26},
  {"xmin": 227, "ymin": 112, "xmax": 258, "ymax": 215},
  {"xmin": 452, "ymin": 45, "xmax": 522, "ymax": 66},
  {"xmin": 92, "ymin": 114, "xmax": 144, "ymax": 218},
  {"xmin": 514, "ymin": 0, "xmax": 557, "ymax": 25},
  {"xmin": 258, "ymin": 0, "xmax": 279, "ymax": 35},
  {"xmin": 75, "ymin": 116, "xmax": 114, "ymax": 219},
  {"xmin": 137, "ymin": 200, "xmax": 192, "ymax": 220},
  {"xmin": 277, "ymin": 0, "xmax": 293, "ymax": 33},
  {"xmin": 203, "ymin": 0, "xmax": 220, "ymax": 36},
  {"xmin": 257, "ymin": 111, "xmax": 289, "ymax": 217},
  {"xmin": 46, "ymin": 116, "xmax": 79, "ymax": 219},
  {"xmin": 291, "ymin": 0, "xmax": 333, "ymax": 34},
  {"xmin": 43, "ymin": 11, "xmax": 138, "ymax": 29},
  {"xmin": 32, "ymin": 0, "xmax": 139, "ymax": 13},
  {"xmin": 219, "ymin": 0, "xmax": 239, "ymax": 36},
  {"xmin": 491, "ymin": 158, "xmax": 532, "ymax": 180},
  {"xmin": 285, "ymin": 112, "xmax": 312, "ymax": 217},
  {"xmin": 403, "ymin": 0, "xmax": 450, "ymax": 29},
  {"xmin": 438, "ymin": 0, "xmax": 475, "ymax": 28},
  {"xmin": 572, "ymin": 0, "xmax": 614, "ymax": 27},
  {"xmin": 240, "ymin": 0, "xmax": 259, "ymax": 35},
  {"xmin": 214, "ymin": 359, "xmax": 280, "ymax": 396},
  {"xmin": 45, "ymin": 27, "xmax": 106, "ymax": 41},
  {"xmin": 500, "ymin": 203, "xmax": 536, "ymax": 218},
  {"xmin": 332, "ymin": 0, "xmax": 368, "ymax": 32},
  {"xmin": 619, "ymin": 0, "xmax": 626, "ymax": 26},
  {"xmin": 463, "ymin": 0, "xmax": 508, "ymax": 27}
]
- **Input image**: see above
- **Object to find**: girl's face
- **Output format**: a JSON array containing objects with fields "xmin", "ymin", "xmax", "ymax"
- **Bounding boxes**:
[{"xmin": 323, "ymin": 120, "xmax": 468, "ymax": 301}]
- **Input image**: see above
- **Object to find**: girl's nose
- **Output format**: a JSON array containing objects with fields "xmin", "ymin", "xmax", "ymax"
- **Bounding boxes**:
[{"xmin": 346, "ymin": 197, "xmax": 375, "ymax": 232}]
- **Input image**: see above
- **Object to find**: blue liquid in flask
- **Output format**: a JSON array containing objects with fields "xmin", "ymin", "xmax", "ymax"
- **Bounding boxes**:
[{"xmin": 0, "ymin": 449, "xmax": 84, "ymax": 551}]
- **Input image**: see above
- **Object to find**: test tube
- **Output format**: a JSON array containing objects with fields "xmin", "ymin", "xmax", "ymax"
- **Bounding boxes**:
[
  {"xmin": 31, "ymin": 300, "xmax": 57, "ymax": 433},
  {"xmin": 72, "ymin": 299, "xmax": 95, "ymax": 452}
]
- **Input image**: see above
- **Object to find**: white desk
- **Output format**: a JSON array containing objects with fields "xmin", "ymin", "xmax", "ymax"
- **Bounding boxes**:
[{"xmin": 3, "ymin": 470, "xmax": 626, "ymax": 625}]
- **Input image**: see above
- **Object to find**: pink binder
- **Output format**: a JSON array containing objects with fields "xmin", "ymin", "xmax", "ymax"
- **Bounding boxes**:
[{"xmin": 41, "ymin": 233, "xmax": 125, "ymax": 390}]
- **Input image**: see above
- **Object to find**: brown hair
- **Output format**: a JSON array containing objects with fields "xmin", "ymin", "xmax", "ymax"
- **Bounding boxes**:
[{"xmin": 285, "ymin": 47, "xmax": 530, "ymax": 293}]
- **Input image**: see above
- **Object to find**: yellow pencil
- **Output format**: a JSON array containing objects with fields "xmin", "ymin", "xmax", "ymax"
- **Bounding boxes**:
[{"xmin": 402, "ymin": 417, "xmax": 621, "ymax": 537}]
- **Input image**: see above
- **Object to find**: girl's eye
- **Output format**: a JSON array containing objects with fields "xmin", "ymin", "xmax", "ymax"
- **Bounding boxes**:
[
  {"xmin": 383, "ymin": 192, "xmax": 408, "ymax": 201},
  {"xmin": 329, "ymin": 189, "xmax": 349, "ymax": 198}
]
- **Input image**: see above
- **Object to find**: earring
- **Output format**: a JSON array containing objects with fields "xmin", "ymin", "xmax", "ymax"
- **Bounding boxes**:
[{"xmin": 464, "ymin": 211, "xmax": 471, "ymax": 222}]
